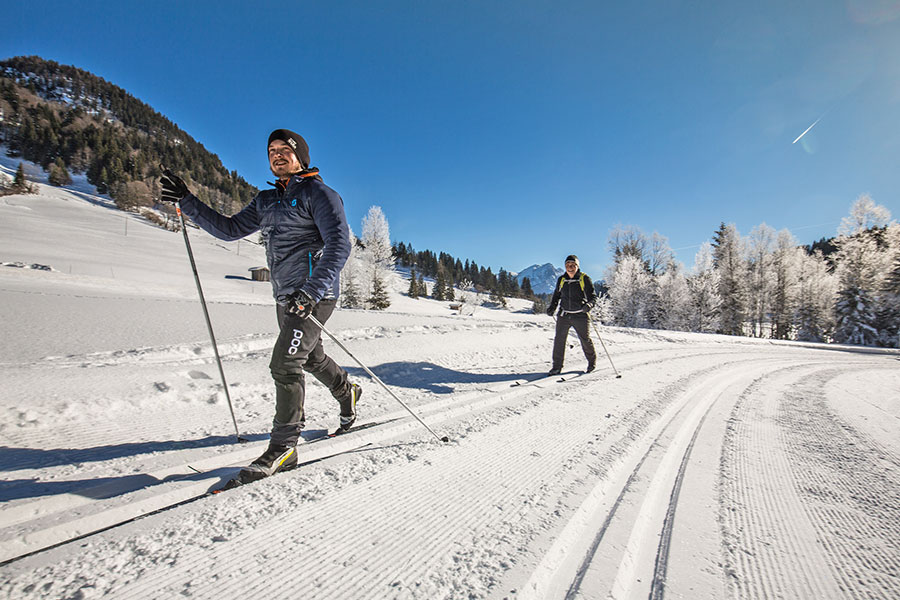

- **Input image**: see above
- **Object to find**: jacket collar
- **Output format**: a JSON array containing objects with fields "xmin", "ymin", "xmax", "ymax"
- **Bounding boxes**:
[{"xmin": 269, "ymin": 167, "xmax": 321, "ymax": 191}]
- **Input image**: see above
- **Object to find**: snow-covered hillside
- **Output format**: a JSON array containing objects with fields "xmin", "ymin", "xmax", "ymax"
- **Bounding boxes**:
[{"xmin": 1, "ymin": 179, "xmax": 899, "ymax": 599}]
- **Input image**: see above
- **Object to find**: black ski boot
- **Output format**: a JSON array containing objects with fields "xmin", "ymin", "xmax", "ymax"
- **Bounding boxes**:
[
  {"xmin": 336, "ymin": 384, "xmax": 362, "ymax": 433},
  {"xmin": 237, "ymin": 444, "xmax": 298, "ymax": 484},
  {"xmin": 548, "ymin": 367, "xmax": 562, "ymax": 376},
  {"xmin": 586, "ymin": 360, "xmax": 596, "ymax": 373}
]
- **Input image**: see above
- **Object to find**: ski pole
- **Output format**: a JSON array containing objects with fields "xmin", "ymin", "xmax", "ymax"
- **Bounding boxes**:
[
  {"xmin": 309, "ymin": 315, "xmax": 450, "ymax": 443},
  {"xmin": 588, "ymin": 314, "xmax": 622, "ymax": 379},
  {"xmin": 174, "ymin": 200, "xmax": 247, "ymax": 443}
]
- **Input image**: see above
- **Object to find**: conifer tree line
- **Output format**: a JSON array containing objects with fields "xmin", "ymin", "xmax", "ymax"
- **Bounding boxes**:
[
  {"xmin": 393, "ymin": 241, "xmax": 533, "ymax": 301},
  {"xmin": 602, "ymin": 195, "xmax": 900, "ymax": 348},
  {"xmin": 0, "ymin": 56, "xmax": 257, "ymax": 220}
]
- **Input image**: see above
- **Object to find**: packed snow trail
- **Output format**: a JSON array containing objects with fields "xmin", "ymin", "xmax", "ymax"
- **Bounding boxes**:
[{"xmin": 3, "ymin": 337, "xmax": 897, "ymax": 599}]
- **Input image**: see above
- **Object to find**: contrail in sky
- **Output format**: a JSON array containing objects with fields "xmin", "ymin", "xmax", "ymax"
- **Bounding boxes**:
[{"xmin": 792, "ymin": 117, "xmax": 822, "ymax": 144}]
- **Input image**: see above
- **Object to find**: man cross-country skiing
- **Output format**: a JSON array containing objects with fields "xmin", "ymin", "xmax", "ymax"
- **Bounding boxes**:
[
  {"xmin": 160, "ymin": 129, "xmax": 361, "ymax": 483},
  {"xmin": 546, "ymin": 255, "xmax": 597, "ymax": 376}
]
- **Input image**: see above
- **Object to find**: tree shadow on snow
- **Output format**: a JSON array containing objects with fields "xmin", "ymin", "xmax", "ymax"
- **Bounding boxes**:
[{"xmin": 344, "ymin": 361, "xmax": 538, "ymax": 394}]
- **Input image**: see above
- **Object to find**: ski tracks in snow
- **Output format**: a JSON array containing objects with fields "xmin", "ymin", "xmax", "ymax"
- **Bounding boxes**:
[{"xmin": 1, "ymin": 335, "xmax": 898, "ymax": 599}]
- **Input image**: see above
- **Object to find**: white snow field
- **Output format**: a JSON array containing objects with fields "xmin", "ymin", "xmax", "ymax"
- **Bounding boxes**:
[{"xmin": 1, "ymin": 175, "xmax": 898, "ymax": 599}]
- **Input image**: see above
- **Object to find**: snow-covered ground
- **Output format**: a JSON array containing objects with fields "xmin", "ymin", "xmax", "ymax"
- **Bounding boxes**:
[{"xmin": 1, "ymin": 176, "xmax": 898, "ymax": 599}]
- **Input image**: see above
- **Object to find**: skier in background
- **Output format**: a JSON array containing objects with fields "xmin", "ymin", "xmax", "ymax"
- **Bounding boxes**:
[
  {"xmin": 160, "ymin": 129, "xmax": 361, "ymax": 483},
  {"xmin": 546, "ymin": 255, "xmax": 597, "ymax": 376}
]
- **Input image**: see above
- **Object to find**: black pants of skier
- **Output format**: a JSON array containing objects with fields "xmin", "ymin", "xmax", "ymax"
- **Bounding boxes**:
[
  {"xmin": 268, "ymin": 299, "xmax": 350, "ymax": 447},
  {"xmin": 552, "ymin": 312, "xmax": 596, "ymax": 371}
]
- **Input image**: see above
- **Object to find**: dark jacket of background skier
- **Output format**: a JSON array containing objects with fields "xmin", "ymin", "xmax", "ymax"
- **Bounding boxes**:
[
  {"xmin": 178, "ymin": 170, "xmax": 351, "ymax": 304},
  {"xmin": 548, "ymin": 271, "xmax": 596, "ymax": 315}
]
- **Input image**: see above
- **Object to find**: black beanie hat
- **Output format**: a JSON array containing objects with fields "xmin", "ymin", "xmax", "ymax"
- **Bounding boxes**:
[
  {"xmin": 565, "ymin": 254, "xmax": 580, "ymax": 267},
  {"xmin": 267, "ymin": 129, "xmax": 310, "ymax": 167}
]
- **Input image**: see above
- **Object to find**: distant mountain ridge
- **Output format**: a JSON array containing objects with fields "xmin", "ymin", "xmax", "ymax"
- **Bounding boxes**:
[{"xmin": 515, "ymin": 263, "xmax": 563, "ymax": 295}]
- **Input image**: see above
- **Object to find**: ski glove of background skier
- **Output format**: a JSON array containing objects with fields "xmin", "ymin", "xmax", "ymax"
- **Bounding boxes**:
[
  {"xmin": 159, "ymin": 166, "xmax": 191, "ymax": 203},
  {"xmin": 282, "ymin": 290, "xmax": 315, "ymax": 320}
]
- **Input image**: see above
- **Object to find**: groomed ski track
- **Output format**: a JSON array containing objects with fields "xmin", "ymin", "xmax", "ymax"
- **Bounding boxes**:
[{"xmin": 2, "ymin": 328, "xmax": 899, "ymax": 599}]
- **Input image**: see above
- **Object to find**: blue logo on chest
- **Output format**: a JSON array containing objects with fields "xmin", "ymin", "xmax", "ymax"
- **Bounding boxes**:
[{"xmin": 291, "ymin": 199, "xmax": 297, "ymax": 207}]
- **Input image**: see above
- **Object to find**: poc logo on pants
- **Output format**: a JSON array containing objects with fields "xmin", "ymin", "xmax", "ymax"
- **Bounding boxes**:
[{"xmin": 287, "ymin": 329, "xmax": 304, "ymax": 355}]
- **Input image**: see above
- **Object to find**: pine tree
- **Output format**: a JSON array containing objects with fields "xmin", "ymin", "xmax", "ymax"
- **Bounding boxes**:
[
  {"xmin": 408, "ymin": 266, "xmax": 419, "ymax": 299},
  {"xmin": 879, "ymin": 240, "xmax": 900, "ymax": 347},
  {"xmin": 712, "ymin": 223, "xmax": 747, "ymax": 336},
  {"xmin": 433, "ymin": 268, "xmax": 446, "ymax": 301},
  {"xmin": 489, "ymin": 285, "xmax": 507, "ymax": 307},
  {"xmin": 686, "ymin": 242, "xmax": 721, "ymax": 333},
  {"xmin": 794, "ymin": 251, "xmax": 837, "ymax": 343},
  {"xmin": 361, "ymin": 206, "xmax": 394, "ymax": 309},
  {"xmin": 48, "ymin": 157, "xmax": 72, "ymax": 186},
  {"xmin": 13, "ymin": 163, "xmax": 27, "ymax": 191},
  {"xmin": 340, "ymin": 228, "xmax": 364, "ymax": 308},
  {"xmin": 521, "ymin": 277, "xmax": 534, "ymax": 298},
  {"xmin": 368, "ymin": 271, "xmax": 391, "ymax": 310},
  {"xmin": 832, "ymin": 196, "xmax": 892, "ymax": 346}
]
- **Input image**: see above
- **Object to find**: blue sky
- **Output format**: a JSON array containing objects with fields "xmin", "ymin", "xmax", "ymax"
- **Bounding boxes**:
[{"xmin": 4, "ymin": 0, "xmax": 900, "ymax": 278}]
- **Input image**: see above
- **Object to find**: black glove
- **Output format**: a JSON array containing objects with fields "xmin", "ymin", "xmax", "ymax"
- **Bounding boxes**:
[
  {"xmin": 282, "ymin": 290, "xmax": 315, "ymax": 320},
  {"xmin": 546, "ymin": 306, "xmax": 555, "ymax": 317},
  {"xmin": 160, "ymin": 166, "xmax": 191, "ymax": 204}
]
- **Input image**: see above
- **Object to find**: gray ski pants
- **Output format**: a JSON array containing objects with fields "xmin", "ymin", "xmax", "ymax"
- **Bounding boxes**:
[
  {"xmin": 268, "ymin": 300, "xmax": 350, "ymax": 446},
  {"xmin": 551, "ymin": 312, "xmax": 596, "ymax": 370}
]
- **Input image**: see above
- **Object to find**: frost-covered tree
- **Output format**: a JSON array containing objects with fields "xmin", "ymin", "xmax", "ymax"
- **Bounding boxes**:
[
  {"xmin": 591, "ymin": 295, "xmax": 614, "ymax": 326},
  {"xmin": 361, "ymin": 206, "xmax": 394, "ymax": 310},
  {"xmin": 770, "ymin": 229, "xmax": 803, "ymax": 340},
  {"xmin": 875, "ymin": 224, "xmax": 900, "ymax": 347},
  {"xmin": 340, "ymin": 228, "xmax": 364, "ymax": 309},
  {"xmin": 686, "ymin": 242, "xmax": 721, "ymax": 333},
  {"xmin": 608, "ymin": 225, "xmax": 674, "ymax": 275},
  {"xmin": 649, "ymin": 263, "xmax": 691, "ymax": 331},
  {"xmin": 833, "ymin": 195, "xmax": 892, "ymax": 346},
  {"xmin": 746, "ymin": 223, "xmax": 776, "ymax": 337},
  {"xmin": 607, "ymin": 254, "xmax": 652, "ymax": 327},
  {"xmin": 795, "ymin": 250, "xmax": 837, "ymax": 342},
  {"xmin": 712, "ymin": 223, "xmax": 747, "ymax": 336}
]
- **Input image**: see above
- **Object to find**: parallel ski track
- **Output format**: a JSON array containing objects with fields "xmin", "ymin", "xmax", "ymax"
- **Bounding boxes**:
[
  {"xmin": 720, "ymin": 362, "xmax": 900, "ymax": 599},
  {"xmin": 75, "ymin": 351, "xmax": 767, "ymax": 598},
  {"xmin": 548, "ymin": 359, "xmax": 805, "ymax": 599},
  {"xmin": 0, "ymin": 344, "xmax": 758, "ymax": 570},
  {"xmin": 523, "ymin": 354, "xmax": 884, "ymax": 600},
  {"xmin": 5, "ymin": 343, "xmax": 884, "ymax": 600}
]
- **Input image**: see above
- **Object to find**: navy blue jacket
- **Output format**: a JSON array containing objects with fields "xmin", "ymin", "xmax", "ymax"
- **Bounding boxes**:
[{"xmin": 179, "ymin": 170, "xmax": 351, "ymax": 304}]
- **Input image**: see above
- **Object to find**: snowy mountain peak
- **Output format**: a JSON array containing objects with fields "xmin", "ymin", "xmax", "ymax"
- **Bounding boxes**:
[{"xmin": 516, "ymin": 263, "xmax": 564, "ymax": 295}]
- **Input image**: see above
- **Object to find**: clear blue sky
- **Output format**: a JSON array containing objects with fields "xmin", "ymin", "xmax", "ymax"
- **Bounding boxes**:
[{"xmin": 4, "ymin": 0, "xmax": 899, "ymax": 278}]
